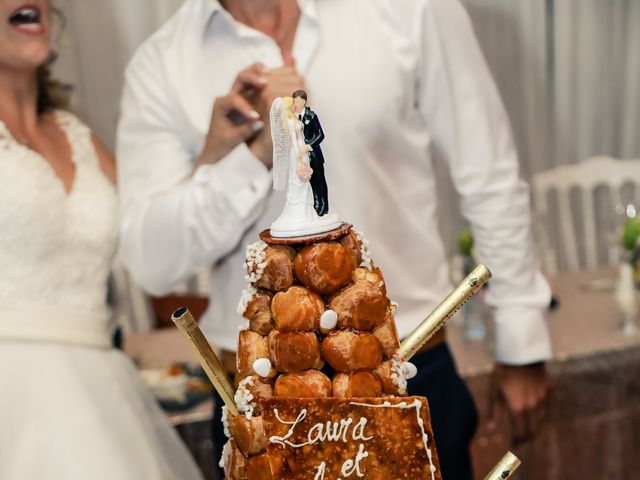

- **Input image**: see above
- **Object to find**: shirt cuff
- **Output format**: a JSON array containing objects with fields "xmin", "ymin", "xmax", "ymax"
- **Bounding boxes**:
[
  {"xmin": 493, "ymin": 306, "xmax": 552, "ymax": 365},
  {"xmin": 193, "ymin": 143, "xmax": 272, "ymax": 218}
]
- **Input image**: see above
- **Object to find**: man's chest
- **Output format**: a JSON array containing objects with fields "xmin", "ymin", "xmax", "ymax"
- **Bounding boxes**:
[{"xmin": 170, "ymin": 1, "xmax": 423, "ymax": 154}]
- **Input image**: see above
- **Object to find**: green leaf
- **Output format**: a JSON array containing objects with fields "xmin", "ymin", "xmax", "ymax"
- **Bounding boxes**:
[
  {"xmin": 458, "ymin": 227, "xmax": 474, "ymax": 257},
  {"xmin": 621, "ymin": 218, "xmax": 640, "ymax": 252}
]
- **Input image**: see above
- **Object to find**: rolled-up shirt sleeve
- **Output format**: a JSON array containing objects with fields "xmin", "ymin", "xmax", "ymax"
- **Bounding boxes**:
[
  {"xmin": 116, "ymin": 44, "xmax": 272, "ymax": 296},
  {"xmin": 417, "ymin": 0, "xmax": 552, "ymax": 364}
]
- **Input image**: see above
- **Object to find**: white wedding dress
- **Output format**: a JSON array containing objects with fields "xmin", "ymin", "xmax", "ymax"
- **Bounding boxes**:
[
  {"xmin": 270, "ymin": 119, "xmax": 318, "ymax": 232},
  {"xmin": 0, "ymin": 111, "xmax": 203, "ymax": 480},
  {"xmin": 270, "ymin": 109, "xmax": 340, "ymax": 238}
]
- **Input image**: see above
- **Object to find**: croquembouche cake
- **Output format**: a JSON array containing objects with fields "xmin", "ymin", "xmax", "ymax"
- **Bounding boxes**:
[
  {"xmin": 222, "ymin": 223, "xmax": 441, "ymax": 480},
  {"xmin": 171, "ymin": 93, "xmax": 513, "ymax": 480}
]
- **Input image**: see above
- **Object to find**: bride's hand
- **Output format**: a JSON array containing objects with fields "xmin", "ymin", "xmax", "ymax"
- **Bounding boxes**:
[
  {"xmin": 303, "ymin": 144, "xmax": 313, "ymax": 153},
  {"xmin": 296, "ymin": 162, "xmax": 313, "ymax": 182}
]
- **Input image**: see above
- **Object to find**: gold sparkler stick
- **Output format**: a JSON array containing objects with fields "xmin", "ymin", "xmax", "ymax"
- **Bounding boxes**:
[
  {"xmin": 171, "ymin": 307, "xmax": 239, "ymax": 416},
  {"xmin": 483, "ymin": 451, "xmax": 521, "ymax": 480},
  {"xmin": 397, "ymin": 264, "xmax": 492, "ymax": 361}
]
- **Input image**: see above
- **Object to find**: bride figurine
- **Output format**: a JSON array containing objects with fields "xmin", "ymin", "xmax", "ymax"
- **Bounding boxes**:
[{"xmin": 269, "ymin": 96, "xmax": 341, "ymax": 238}]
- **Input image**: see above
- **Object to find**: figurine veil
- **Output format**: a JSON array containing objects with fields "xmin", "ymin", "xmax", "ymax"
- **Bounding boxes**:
[
  {"xmin": 268, "ymin": 96, "xmax": 340, "ymax": 238},
  {"xmin": 270, "ymin": 97, "xmax": 290, "ymax": 192}
]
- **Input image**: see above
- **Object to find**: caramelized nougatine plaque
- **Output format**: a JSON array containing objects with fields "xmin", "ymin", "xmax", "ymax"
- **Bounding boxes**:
[{"xmin": 260, "ymin": 397, "xmax": 441, "ymax": 480}]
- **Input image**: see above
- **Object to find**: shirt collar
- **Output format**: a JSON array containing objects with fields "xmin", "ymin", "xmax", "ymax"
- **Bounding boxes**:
[
  {"xmin": 201, "ymin": 0, "xmax": 317, "ymax": 37},
  {"xmin": 203, "ymin": 0, "xmax": 222, "ymax": 15}
]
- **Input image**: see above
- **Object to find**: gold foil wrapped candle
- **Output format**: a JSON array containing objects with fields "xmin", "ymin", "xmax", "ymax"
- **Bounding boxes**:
[
  {"xmin": 171, "ymin": 307, "xmax": 239, "ymax": 416},
  {"xmin": 483, "ymin": 451, "xmax": 522, "ymax": 480},
  {"xmin": 398, "ymin": 264, "xmax": 492, "ymax": 361}
]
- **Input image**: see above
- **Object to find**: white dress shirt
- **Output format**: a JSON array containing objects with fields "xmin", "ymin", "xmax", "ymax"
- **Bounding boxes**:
[{"xmin": 117, "ymin": 0, "xmax": 552, "ymax": 365}]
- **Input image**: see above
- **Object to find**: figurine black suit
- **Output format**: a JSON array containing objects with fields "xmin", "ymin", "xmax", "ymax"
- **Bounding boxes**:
[{"xmin": 293, "ymin": 92, "xmax": 329, "ymax": 216}]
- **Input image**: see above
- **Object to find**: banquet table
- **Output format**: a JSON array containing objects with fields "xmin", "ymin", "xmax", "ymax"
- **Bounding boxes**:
[
  {"xmin": 455, "ymin": 267, "xmax": 640, "ymax": 480},
  {"xmin": 124, "ymin": 267, "xmax": 640, "ymax": 480}
]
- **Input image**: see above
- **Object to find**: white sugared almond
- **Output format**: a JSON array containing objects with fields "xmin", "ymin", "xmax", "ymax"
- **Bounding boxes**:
[
  {"xmin": 320, "ymin": 309, "xmax": 338, "ymax": 330},
  {"xmin": 252, "ymin": 357, "xmax": 272, "ymax": 378},
  {"xmin": 402, "ymin": 362, "xmax": 418, "ymax": 379}
]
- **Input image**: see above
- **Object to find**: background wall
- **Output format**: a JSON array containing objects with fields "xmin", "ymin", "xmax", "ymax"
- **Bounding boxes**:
[
  {"xmin": 52, "ymin": 0, "xmax": 182, "ymax": 147},
  {"xmin": 51, "ymin": 0, "xmax": 640, "ymax": 256}
]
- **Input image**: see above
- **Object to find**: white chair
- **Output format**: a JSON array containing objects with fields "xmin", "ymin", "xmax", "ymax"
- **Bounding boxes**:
[{"xmin": 532, "ymin": 156, "xmax": 640, "ymax": 273}]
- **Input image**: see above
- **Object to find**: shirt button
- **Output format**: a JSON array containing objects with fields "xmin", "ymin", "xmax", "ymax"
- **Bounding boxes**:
[{"xmin": 249, "ymin": 182, "xmax": 258, "ymax": 193}]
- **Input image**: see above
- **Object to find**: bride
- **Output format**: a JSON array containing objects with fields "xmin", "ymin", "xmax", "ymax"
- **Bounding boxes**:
[
  {"xmin": 0, "ymin": 2, "xmax": 202, "ymax": 478},
  {"xmin": 269, "ymin": 96, "xmax": 340, "ymax": 238}
]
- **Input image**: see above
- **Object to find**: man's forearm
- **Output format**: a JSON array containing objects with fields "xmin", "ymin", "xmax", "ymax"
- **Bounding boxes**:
[{"xmin": 119, "ymin": 147, "xmax": 272, "ymax": 295}]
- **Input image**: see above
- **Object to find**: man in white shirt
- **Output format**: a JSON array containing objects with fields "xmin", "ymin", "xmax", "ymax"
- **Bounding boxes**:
[{"xmin": 117, "ymin": 1, "xmax": 551, "ymax": 478}]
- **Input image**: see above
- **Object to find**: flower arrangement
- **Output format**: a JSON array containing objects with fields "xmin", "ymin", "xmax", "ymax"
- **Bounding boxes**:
[
  {"xmin": 458, "ymin": 226, "xmax": 474, "ymax": 257},
  {"xmin": 456, "ymin": 226, "xmax": 486, "ymax": 340},
  {"xmin": 621, "ymin": 218, "xmax": 640, "ymax": 283},
  {"xmin": 621, "ymin": 218, "xmax": 640, "ymax": 253},
  {"xmin": 457, "ymin": 226, "xmax": 477, "ymax": 276}
]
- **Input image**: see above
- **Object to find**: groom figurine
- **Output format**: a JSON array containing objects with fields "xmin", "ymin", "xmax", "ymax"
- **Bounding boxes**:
[{"xmin": 292, "ymin": 89, "xmax": 328, "ymax": 216}]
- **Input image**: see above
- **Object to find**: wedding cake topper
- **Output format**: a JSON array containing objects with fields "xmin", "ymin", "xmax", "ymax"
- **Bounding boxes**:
[{"xmin": 269, "ymin": 91, "xmax": 341, "ymax": 238}]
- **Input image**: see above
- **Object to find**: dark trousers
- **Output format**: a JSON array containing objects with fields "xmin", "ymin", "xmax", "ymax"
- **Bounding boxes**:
[
  {"xmin": 211, "ymin": 343, "xmax": 477, "ymax": 480},
  {"xmin": 408, "ymin": 343, "xmax": 478, "ymax": 480},
  {"xmin": 309, "ymin": 158, "xmax": 328, "ymax": 216}
]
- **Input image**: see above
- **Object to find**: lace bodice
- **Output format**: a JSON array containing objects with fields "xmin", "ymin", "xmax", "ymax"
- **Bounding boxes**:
[{"xmin": 0, "ymin": 111, "xmax": 117, "ymax": 315}]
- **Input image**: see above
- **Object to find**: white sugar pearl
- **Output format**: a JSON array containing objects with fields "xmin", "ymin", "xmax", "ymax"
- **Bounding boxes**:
[
  {"xmin": 252, "ymin": 358, "xmax": 272, "ymax": 378},
  {"xmin": 320, "ymin": 309, "xmax": 338, "ymax": 330},
  {"xmin": 402, "ymin": 362, "xmax": 418, "ymax": 379}
]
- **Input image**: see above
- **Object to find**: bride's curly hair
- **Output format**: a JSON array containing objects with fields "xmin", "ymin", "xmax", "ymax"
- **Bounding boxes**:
[
  {"xmin": 37, "ymin": 8, "xmax": 72, "ymax": 114},
  {"xmin": 36, "ymin": 62, "xmax": 71, "ymax": 114}
]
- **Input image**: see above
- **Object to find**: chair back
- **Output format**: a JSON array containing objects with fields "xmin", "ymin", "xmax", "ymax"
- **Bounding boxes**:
[{"xmin": 532, "ymin": 156, "xmax": 640, "ymax": 273}]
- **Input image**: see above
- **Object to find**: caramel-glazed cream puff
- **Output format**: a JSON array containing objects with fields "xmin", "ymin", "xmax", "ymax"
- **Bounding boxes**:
[
  {"xmin": 329, "ymin": 281, "xmax": 389, "ymax": 331},
  {"xmin": 321, "ymin": 330, "xmax": 382, "ymax": 372},
  {"xmin": 242, "ymin": 290, "xmax": 273, "ymax": 336},
  {"xmin": 271, "ymin": 286, "xmax": 324, "ymax": 332},
  {"xmin": 274, "ymin": 369, "xmax": 332, "ymax": 398},
  {"xmin": 332, "ymin": 371, "xmax": 383, "ymax": 398},
  {"xmin": 254, "ymin": 245, "xmax": 295, "ymax": 292},
  {"xmin": 293, "ymin": 242, "xmax": 356, "ymax": 295},
  {"xmin": 268, "ymin": 331, "xmax": 323, "ymax": 373}
]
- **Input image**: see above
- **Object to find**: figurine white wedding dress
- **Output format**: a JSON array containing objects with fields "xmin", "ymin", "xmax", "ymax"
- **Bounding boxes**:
[
  {"xmin": 269, "ymin": 98, "xmax": 340, "ymax": 237},
  {"xmin": 0, "ymin": 111, "xmax": 203, "ymax": 480}
]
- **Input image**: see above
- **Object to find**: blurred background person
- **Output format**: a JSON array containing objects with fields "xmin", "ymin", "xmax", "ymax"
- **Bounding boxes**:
[
  {"xmin": 116, "ymin": 1, "xmax": 551, "ymax": 479},
  {"xmin": 0, "ymin": 1, "xmax": 203, "ymax": 478}
]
